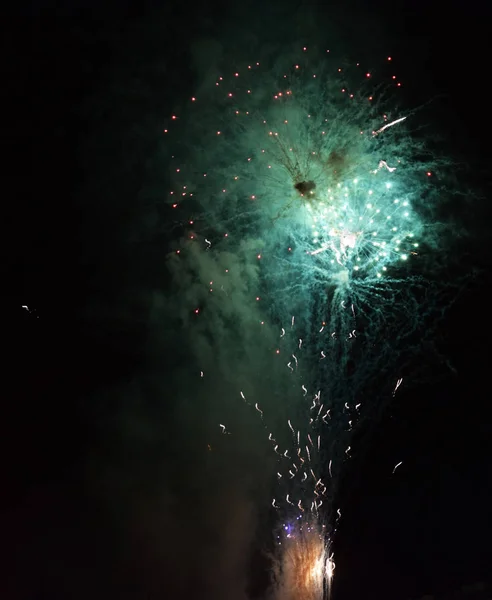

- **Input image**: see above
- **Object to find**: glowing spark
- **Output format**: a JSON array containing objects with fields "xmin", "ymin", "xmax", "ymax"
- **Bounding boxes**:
[
  {"xmin": 240, "ymin": 391, "xmax": 246, "ymax": 401},
  {"xmin": 287, "ymin": 361, "xmax": 293, "ymax": 372},
  {"xmin": 302, "ymin": 385, "xmax": 308, "ymax": 396},
  {"xmin": 345, "ymin": 446, "xmax": 351, "ymax": 456},
  {"xmin": 288, "ymin": 420, "xmax": 295, "ymax": 435},
  {"xmin": 355, "ymin": 403, "xmax": 361, "ymax": 410},
  {"xmin": 272, "ymin": 499, "xmax": 279, "ymax": 508},
  {"xmin": 319, "ymin": 325, "xmax": 324, "ymax": 333},
  {"xmin": 297, "ymin": 500, "xmax": 304, "ymax": 511},
  {"xmin": 393, "ymin": 460, "xmax": 403, "ymax": 473},
  {"xmin": 306, "ymin": 446, "xmax": 311, "ymax": 462},
  {"xmin": 298, "ymin": 338, "xmax": 303, "ymax": 349},
  {"xmin": 219, "ymin": 424, "xmax": 227, "ymax": 434},
  {"xmin": 269, "ymin": 433, "xmax": 276, "ymax": 441},
  {"xmin": 329, "ymin": 460, "xmax": 333, "ymax": 477},
  {"xmin": 286, "ymin": 494, "xmax": 294, "ymax": 505},
  {"xmin": 291, "ymin": 316, "xmax": 295, "ymax": 328},
  {"xmin": 337, "ymin": 508, "xmax": 342, "ymax": 519},
  {"xmin": 289, "ymin": 470, "xmax": 295, "ymax": 478},
  {"xmin": 378, "ymin": 159, "xmax": 397, "ymax": 172},
  {"xmin": 292, "ymin": 354, "xmax": 298, "ymax": 368},
  {"xmin": 318, "ymin": 435, "xmax": 321, "ymax": 451},
  {"xmin": 320, "ymin": 351, "xmax": 326, "ymax": 359},
  {"xmin": 277, "ymin": 472, "xmax": 283, "ymax": 479},
  {"xmin": 205, "ymin": 238, "xmax": 211, "ymax": 249},
  {"xmin": 344, "ymin": 402, "xmax": 350, "ymax": 410},
  {"xmin": 281, "ymin": 328, "xmax": 285, "ymax": 337},
  {"xmin": 310, "ymin": 399, "xmax": 316, "ymax": 410},
  {"xmin": 373, "ymin": 115, "xmax": 407, "ymax": 136},
  {"xmin": 200, "ymin": 371, "xmax": 204, "ymax": 377},
  {"xmin": 297, "ymin": 430, "xmax": 300, "ymax": 445},
  {"xmin": 255, "ymin": 403, "xmax": 263, "ymax": 417},
  {"xmin": 302, "ymin": 472, "xmax": 307, "ymax": 481},
  {"xmin": 393, "ymin": 377, "xmax": 403, "ymax": 396},
  {"xmin": 308, "ymin": 434, "xmax": 314, "ymax": 447},
  {"xmin": 284, "ymin": 450, "xmax": 290, "ymax": 458}
]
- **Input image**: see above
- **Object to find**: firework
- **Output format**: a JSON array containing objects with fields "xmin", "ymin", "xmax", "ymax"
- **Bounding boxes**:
[
  {"xmin": 165, "ymin": 45, "xmax": 449, "ymax": 598},
  {"xmin": 272, "ymin": 518, "xmax": 332, "ymax": 600}
]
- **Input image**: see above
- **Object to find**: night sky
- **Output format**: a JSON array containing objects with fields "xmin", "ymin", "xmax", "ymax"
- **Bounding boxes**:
[{"xmin": 3, "ymin": 1, "xmax": 492, "ymax": 599}]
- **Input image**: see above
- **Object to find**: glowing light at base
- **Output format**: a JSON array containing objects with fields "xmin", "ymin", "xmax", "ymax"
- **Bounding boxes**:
[{"xmin": 272, "ymin": 519, "xmax": 332, "ymax": 600}]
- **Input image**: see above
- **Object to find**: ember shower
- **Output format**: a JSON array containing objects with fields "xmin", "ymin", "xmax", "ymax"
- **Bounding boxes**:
[{"xmin": 165, "ymin": 45, "xmax": 447, "ymax": 598}]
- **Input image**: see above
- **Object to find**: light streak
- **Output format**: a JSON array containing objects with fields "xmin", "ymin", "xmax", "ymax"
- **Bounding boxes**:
[
  {"xmin": 393, "ymin": 377, "xmax": 403, "ymax": 396},
  {"xmin": 373, "ymin": 115, "xmax": 407, "ymax": 136},
  {"xmin": 393, "ymin": 460, "xmax": 403, "ymax": 473},
  {"xmin": 302, "ymin": 385, "xmax": 308, "ymax": 396},
  {"xmin": 255, "ymin": 402, "xmax": 263, "ymax": 417}
]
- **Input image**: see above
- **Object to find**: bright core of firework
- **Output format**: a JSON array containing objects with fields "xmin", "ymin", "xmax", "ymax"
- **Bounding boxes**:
[{"xmin": 307, "ymin": 173, "xmax": 419, "ymax": 279}]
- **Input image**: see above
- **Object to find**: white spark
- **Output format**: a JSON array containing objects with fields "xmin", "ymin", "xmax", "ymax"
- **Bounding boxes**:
[
  {"xmin": 329, "ymin": 459, "xmax": 333, "ymax": 477},
  {"xmin": 298, "ymin": 338, "xmax": 303, "ymax": 349},
  {"xmin": 205, "ymin": 238, "xmax": 212, "ymax": 249},
  {"xmin": 280, "ymin": 327, "xmax": 285, "ymax": 337},
  {"xmin": 255, "ymin": 403, "xmax": 263, "ymax": 417},
  {"xmin": 373, "ymin": 115, "xmax": 407, "ymax": 136},
  {"xmin": 302, "ymin": 385, "xmax": 308, "ymax": 396},
  {"xmin": 320, "ymin": 351, "xmax": 326, "ymax": 359},
  {"xmin": 393, "ymin": 377, "xmax": 403, "ymax": 396},
  {"xmin": 393, "ymin": 461, "xmax": 403, "ymax": 473}
]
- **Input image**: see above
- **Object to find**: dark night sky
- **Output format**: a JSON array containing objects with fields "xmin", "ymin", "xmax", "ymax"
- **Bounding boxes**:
[{"xmin": 2, "ymin": 1, "xmax": 492, "ymax": 599}]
